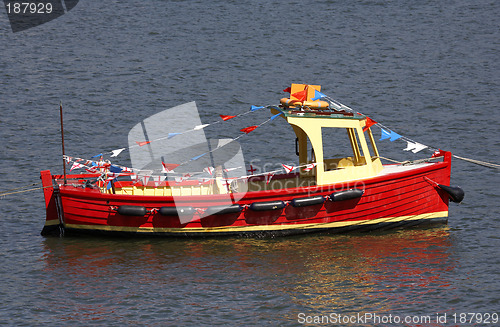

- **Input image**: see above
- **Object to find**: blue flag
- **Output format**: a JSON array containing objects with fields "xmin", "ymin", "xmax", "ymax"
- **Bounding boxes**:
[
  {"xmin": 389, "ymin": 131, "xmax": 402, "ymax": 142},
  {"xmin": 270, "ymin": 112, "xmax": 284, "ymax": 120},
  {"xmin": 251, "ymin": 105, "xmax": 264, "ymax": 111},
  {"xmin": 168, "ymin": 132, "xmax": 181, "ymax": 139},
  {"xmin": 311, "ymin": 90, "xmax": 327, "ymax": 101},
  {"xmin": 91, "ymin": 153, "xmax": 103, "ymax": 158},
  {"xmin": 190, "ymin": 153, "xmax": 207, "ymax": 161},
  {"xmin": 380, "ymin": 128, "xmax": 391, "ymax": 141},
  {"xmin": 109, "ymin": 165, "xmax": 123, "ymax": 173}
]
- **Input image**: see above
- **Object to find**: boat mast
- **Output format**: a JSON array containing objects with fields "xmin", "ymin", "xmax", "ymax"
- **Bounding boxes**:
[{"xmin": 59, "ymin": 101, "xmax": 67, "ymax": 184}]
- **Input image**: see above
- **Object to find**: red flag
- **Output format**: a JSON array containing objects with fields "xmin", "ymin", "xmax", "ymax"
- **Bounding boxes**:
[
  {"xmin": 283, "ymin": 87, "xmax": 291, "ymax": 93},
  {"xmin": 291, "ymin": 89, "xmax": 307, "ymax": 102},
  {"xmin": 136, "ymin": 141, "xmax": 151, "ymax": 146},
  {"xmin": 220, "ymin": 114, "xmax": 236, "ymax": 121},
  {"xmin": 162, "ymin": 162, "xmax": 180, "ymax": 172},
  {"xmin": 363, "ymin": 117, "xmax": 377, "ymax": 132},
  {"xmin": 240, "ymin": 125, "xmax": 258, "ymax": 134}
]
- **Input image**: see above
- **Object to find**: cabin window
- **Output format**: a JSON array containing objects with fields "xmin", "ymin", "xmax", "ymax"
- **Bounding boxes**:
[
  {"xmin": 364, "ymin": 129, "xmax": 379, "ymax": 159},
  {"xmin": 321, "ymin": 127, "xmax": 372, "ymax": 171}
]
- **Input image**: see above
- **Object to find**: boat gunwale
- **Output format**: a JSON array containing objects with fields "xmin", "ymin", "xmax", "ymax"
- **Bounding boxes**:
[{"xmin": 53, "ymin": 155, "xmax": 450, "ymax": 203}]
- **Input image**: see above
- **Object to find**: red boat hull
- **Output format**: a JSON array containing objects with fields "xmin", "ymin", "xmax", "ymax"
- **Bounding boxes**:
[{"xmin": 41, "ymin": 154, "xmax": 455, "ymax": 237}]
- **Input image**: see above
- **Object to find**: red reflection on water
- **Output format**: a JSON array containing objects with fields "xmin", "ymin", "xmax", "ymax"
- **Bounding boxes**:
[{"xmin": 40, "ymin": 228, "xmax": 455, "ymax": 325}]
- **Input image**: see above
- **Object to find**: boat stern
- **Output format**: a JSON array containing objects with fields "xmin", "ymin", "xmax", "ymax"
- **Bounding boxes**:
[{"xmin": 40, "ymin": 170, "xmax": 62, "ymax": 236}]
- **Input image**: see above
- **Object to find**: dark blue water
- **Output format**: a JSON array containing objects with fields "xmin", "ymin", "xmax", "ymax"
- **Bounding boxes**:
[{"xmin": 1, "ymin": 1, "xmax": 499, "ymax": 325}]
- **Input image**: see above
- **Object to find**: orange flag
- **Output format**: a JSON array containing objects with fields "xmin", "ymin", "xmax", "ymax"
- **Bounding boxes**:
[
  {"xmin": 291, "ymin": 89, "xmax": 307, "ymax": 102},
  {"xmin": 136, "ymin": 141, "xmax": 151, "ymax": 146}
]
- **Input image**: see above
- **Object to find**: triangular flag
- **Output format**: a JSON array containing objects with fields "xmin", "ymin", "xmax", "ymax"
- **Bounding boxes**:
[
  {"xmin": 311, "ymin": 90, "xmax": 327, "ymax": 101},
  {"xmin": 291, "ymin": 89, "xmax": 307, "ymax": 102},
  {"xmin": 203, "ymin": 166, "xmax": 215, "ymax": 175},
  {"xmin": 110, "ymin": 148, "xmax": 126, "ymax": 157},
  {"xmin": 168, "ymin": 133, "xmax": 181, "ymax": 139},
  {"xmin": 240, "ymin": 125, "xmax": 258, "ymax": 134},
  {"xmin": 220, "ymin": 114, "xmax": 236, "ymax": 121},
  {"xmin": 270, "ymin": 112, "xmax": 284, "ymax": 120},
  {"xmin": 190, "ymin": 153, "xmax": 207, "ymax": 161},
  {"xmin": 380, "ymin": 128, "xmax": 391, "ymax": 141},
  {"xmin": 363, "ymin": 117, "xmax": 377, "ymax": 132},
  {"xmin": 194, "ymin": 124, "xmax": 209, "ymax": 130},
  {"xmin": 283, "ymin": 87, "xmax": 291, "ymax": 93},
  {"xmin": 282, "ymin": 164, "xmax": 296, "ymax": 173},
  {"xmin": 251, "ymin": 105, "xmax": 264, "ymax": 111},
  {"xmin": 389, "ymin": 131, "xmax": 402, "ymax": 142},
  {"xmin": 303, "ymin": 163, "xmax": 317, "ymax": 172},
  {"xmin": 70, "ymin": 162, "xmax": 84, "ymax": 171},
  {"xmin": 91, "ymin": 153, "xmax": 103, "ymax": 158},
  {"xmin": 136, "ymin": 141, "xmax": 151, "ymax": 146},
  {"xmin": 404, "ymin": 141, "xmax": 428, "ymax": 153},
  {"xmin": 403, "ymin": 142, "xmax": 413, "ymax": 151},
  {"xmin": 411, "ymin": 143, "xmax": 428, "ymax": 153},
  {"xmin": 162, "ymin": 162, "xmax": 180, "ymax": 173}
]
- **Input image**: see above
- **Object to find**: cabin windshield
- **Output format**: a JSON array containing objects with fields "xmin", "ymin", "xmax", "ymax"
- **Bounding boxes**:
[{"xmin": 321, "ymin": 127, "xmax": 372, "ymax": 171}]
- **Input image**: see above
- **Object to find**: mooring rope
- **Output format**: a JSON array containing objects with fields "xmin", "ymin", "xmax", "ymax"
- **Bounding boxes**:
[
  {"xmin": 0, "ymin": 183, "xmax": 53, "ymax": 198},
  {"xmin": 452, "ymin": 155, "xmax": 500, "ymax": 169}
]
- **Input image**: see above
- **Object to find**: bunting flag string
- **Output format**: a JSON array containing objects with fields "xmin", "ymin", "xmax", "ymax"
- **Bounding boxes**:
[
  {"xmin": 64, "ymin": 151, "xmax": 330, "ymax": 190},
  {"xmin": 96, "ymin": 104, "xmax": 272, "ymax": 160},
  {"xmin": 309, "ymin": 89, "xmax": 441, "ymax": 156},
  {"xmin": 174, "ymin": 112, "xmax": 282, "ymax": 170}
]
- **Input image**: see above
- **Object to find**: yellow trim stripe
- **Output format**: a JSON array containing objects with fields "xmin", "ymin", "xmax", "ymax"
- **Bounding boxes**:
[
  {"xmin": 44, "ymin": 219, "xmax": 60, "ymax": 226},
  {"xmin": 64, "ymin": 211, "xmax": 448, "ymax": 234}
]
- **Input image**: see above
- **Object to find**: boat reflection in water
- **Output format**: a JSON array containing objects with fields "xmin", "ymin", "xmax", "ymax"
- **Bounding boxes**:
[{"xmin": 40, "ymin": 227, "xmax": 454, "ymax": 324}]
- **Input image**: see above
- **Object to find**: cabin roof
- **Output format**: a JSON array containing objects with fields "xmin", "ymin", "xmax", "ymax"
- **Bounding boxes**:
[{"xmin": 273, "ymin": 106, "xmax": 366, "ymax": 120}]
